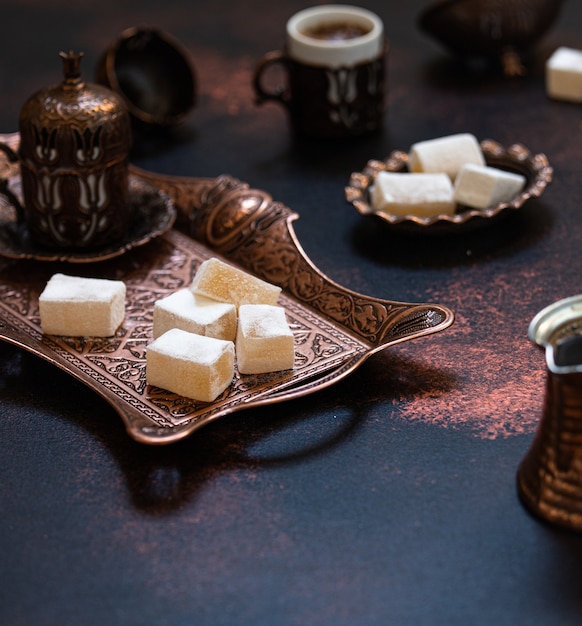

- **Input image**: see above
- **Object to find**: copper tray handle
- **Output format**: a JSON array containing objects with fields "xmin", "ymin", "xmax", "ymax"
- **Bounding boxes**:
[{"xmin": 131, "ymin": 164, "xmax": 454, "ymax": 351}]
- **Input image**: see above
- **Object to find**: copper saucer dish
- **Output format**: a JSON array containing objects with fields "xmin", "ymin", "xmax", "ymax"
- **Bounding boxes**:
[
  {"xmin": 345, "ymin": 139, "xmax": 553, "ymax": 233},
  {"xmin": 0, "ymin": 175, "xmax": 176, "ymax": 263}
]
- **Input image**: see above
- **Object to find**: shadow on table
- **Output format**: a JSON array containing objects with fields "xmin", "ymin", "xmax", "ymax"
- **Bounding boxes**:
[
  {"xmin": 526, "ymin": 524, "xmax": 582, "ymax": 617},
  {"xmin": 350, "ymin": 198, "xmax": 553, "ymax": 269},
  {"xmin": 0, "ymin": 340, "xmax": 454, "ymax": 514},
  {"xmin": 112, "ymin": 347, "xmax": 456, "ymax": 513}
]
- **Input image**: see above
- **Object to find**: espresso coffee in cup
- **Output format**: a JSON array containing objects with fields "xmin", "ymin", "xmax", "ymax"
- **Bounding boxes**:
[
  {"xmin": 301, "ymin": 21, "xmax": 372, "ymax": 41},
  {"xmin": 253, "ymin": 5, "xmax": 387, "ymax": 138}
]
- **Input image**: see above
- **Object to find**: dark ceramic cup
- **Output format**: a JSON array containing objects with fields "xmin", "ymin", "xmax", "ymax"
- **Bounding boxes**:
[{"xmin": 253, "ymin": 5, "xmax": 387, "ymax": 139}]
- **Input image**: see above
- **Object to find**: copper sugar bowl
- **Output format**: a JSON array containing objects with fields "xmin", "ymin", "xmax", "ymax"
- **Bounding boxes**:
[{"xmin": 18, "ymin": 51, "xmax": 132, "ymax": 249}]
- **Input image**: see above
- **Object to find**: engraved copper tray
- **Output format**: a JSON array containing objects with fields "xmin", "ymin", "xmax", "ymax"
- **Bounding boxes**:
[{"xmin": 0, "ymin": 132, "xmax": 454, "ymax": 445}]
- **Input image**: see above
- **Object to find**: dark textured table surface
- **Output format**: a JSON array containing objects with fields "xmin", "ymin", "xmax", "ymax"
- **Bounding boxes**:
[{"xmin": 2, "ymin": 1, "xmax": 582, "ymax": 624}]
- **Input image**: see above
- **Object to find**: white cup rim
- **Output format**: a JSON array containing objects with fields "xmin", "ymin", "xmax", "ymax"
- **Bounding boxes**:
[{"xmin": 286, "ymin": 4, "xmax": 384, "ymax": 68}]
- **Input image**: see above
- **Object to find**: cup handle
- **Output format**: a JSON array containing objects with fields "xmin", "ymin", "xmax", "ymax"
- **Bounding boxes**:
[
  {"xmin": 252, "ymin": 50, "xmax": 291, "ymax": 108},
  {"xmin": 0, "ymin": 142, "xmax": 25, "ymax": 223}
]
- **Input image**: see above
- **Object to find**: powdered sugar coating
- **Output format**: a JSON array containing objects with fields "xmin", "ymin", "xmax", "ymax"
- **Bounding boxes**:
[
  {"xmin": 39, "ymin": 273, "xmax": 126, "ymax": 337},
  {"xmin": 146, "ymin": 328, "xmax": 235, "ymax": 402},
  {"xmin": 153, "ymin": 289, "xmax": 236, "ymax": 340},
  {"xmin": 236, "ymin": 304, "xmax": 294, "ymax": 374}
]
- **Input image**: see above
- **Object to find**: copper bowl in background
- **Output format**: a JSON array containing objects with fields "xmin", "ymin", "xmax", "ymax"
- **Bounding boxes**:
[{"xmin": 96, "ymin": 26, "xmax": 197, "ymax": 127}]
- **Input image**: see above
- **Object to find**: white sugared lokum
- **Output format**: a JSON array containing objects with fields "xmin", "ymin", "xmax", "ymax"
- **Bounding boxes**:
[
  {"xmin": 453, "ymin": 164, "xmax": 526, "ymax": 210},
  {"xmin": 546, "ymin": 47, "xmax": 582, "ymax": 102},
  {"xmin": 236, "ymin": 304, "xmax": 294, "ymax": 375},
  {"xmin": 371, "ymin": 171, "xmax": 455, "ymax": 217},
  {"xmin": 190, "ymin": 257, "xmax": 281, "ymax": 309},
  {"xmin": 146, "ymin": 328, "xmax": 235, "ymax": 402},
  {"xmin": 153, "ymin": 289, "xmax": 237, "ymax": 340},
  {"xmin": 38, "ymin": 273, "xmax": 125, "ymax": 337},
  {"xmin": 408, "ymin": 133, "xmax": 485, "ymax": 180}
]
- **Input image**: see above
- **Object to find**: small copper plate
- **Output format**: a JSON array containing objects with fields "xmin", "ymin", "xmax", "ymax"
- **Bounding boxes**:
[
  {"xmin": 0, "ymin": 133, "xmax": 454, "ymax": 445},
  {"xmin": 0, "ymin": 176, "xmax": 176, "ymax": 263},
  {"xmin": 345, "ymin": 139, "xmax": 553, "ymax": 233}
]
